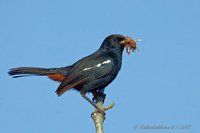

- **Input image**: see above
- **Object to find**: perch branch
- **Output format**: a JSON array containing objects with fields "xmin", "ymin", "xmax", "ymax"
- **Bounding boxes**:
[{"xmin": 91, "ymin": 95, "xmax": 115, "ymax": 133}]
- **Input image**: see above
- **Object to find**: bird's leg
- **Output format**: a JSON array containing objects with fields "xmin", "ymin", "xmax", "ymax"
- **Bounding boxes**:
[
  {"xmin": 80, "ymin": 91, "xmax": 105, "ymax": 115},
  {"xmin": 92, "ymin": 91, "xmax": 106, "ymax": 104}
]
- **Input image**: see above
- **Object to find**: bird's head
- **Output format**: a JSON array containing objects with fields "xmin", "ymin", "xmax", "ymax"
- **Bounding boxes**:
[{"xmin": 100, "ymin": 34, "xmax": 140, "ymax": 55}]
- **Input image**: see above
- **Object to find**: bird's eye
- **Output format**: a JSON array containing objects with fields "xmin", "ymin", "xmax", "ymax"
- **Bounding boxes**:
[{"xmin": 113, "ymin": 37, "xmax": 118, "ymax": 42}]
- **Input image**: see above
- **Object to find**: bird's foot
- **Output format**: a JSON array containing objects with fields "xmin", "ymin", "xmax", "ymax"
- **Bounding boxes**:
[
  {"xmin": 94, "ymin": 104, "xmax": 106, "ymax": 116},
  {"xmin": 92, "ymin": 92, "xmax": 106, "ymax": 103},
  {"xmin": 91, "ymin": 102, "xmax": 115, "ymax": 120}
]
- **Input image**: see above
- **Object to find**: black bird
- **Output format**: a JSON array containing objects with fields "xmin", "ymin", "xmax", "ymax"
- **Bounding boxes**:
[{"xmin": 8, "ymin": 34, "xmax": 138, "ymax": 113}]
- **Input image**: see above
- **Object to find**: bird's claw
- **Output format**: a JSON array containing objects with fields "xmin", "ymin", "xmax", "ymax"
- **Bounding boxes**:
[
  {"xmin": 92, "ymin": 92, "xmax": 106, "ymax": 103},
  {"xmin": 91, "ymin": 108, "xmax": 106, "ymax": 120},
  {"xmin": 94, "ymin": 105, "xmax": 106, "ymax": 115}
]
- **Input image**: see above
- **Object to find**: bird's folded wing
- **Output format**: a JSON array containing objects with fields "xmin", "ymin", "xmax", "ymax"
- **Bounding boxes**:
[{"xmin": 55, "ymin": 58, "xmax": 114, "ymax": 96}]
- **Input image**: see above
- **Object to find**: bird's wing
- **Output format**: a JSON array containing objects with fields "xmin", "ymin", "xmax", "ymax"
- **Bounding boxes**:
[{"xmin": 56, "ymin": 54, "xmax": 114, "ymax": 96}]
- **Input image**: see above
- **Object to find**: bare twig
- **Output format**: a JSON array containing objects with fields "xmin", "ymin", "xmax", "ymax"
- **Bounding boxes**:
[{"xmin": 91, "ymin": 95, "xmax": 115, "ymax": 133}]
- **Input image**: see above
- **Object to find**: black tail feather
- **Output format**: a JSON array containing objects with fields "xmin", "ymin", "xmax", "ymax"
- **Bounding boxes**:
[
  {"xmin": 12, "ymin": 74, "xmax": 42, "ymax": 78},
  {"xmin": 8, "ymin": 67, "xmax": 51, "ymax": 78}
]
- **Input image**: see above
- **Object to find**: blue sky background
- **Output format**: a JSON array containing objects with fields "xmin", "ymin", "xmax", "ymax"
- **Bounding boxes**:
[{"xmin": 1, "ymin": 0, "xmax": 200, "ymax": 133}]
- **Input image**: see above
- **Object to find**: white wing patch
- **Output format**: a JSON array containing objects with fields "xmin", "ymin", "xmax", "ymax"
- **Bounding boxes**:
[
  {"xmin": 96, "ymin": 64, "xmax": 102, "ymax": 67},
  {"xmin": 82, "ymin": 59, "xmax": 111, "ymax": 71},
  {"xmin": 83, "ymin": 67, "xmax": 92, "ymax": 71},
  {"xmin": 102, "ymin": 60, "xmax": 111, "ymax": 64}
]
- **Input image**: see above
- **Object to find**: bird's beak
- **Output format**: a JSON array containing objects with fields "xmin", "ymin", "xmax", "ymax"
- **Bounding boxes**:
[{"xmin": 120, "ymin": 36, "xmax": 141, "ymax": 55}]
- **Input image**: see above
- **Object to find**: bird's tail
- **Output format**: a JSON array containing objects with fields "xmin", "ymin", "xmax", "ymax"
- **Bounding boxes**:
[{"xmin": 8, "ymin": 67, "xmax": 56, "ymax": 78}]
